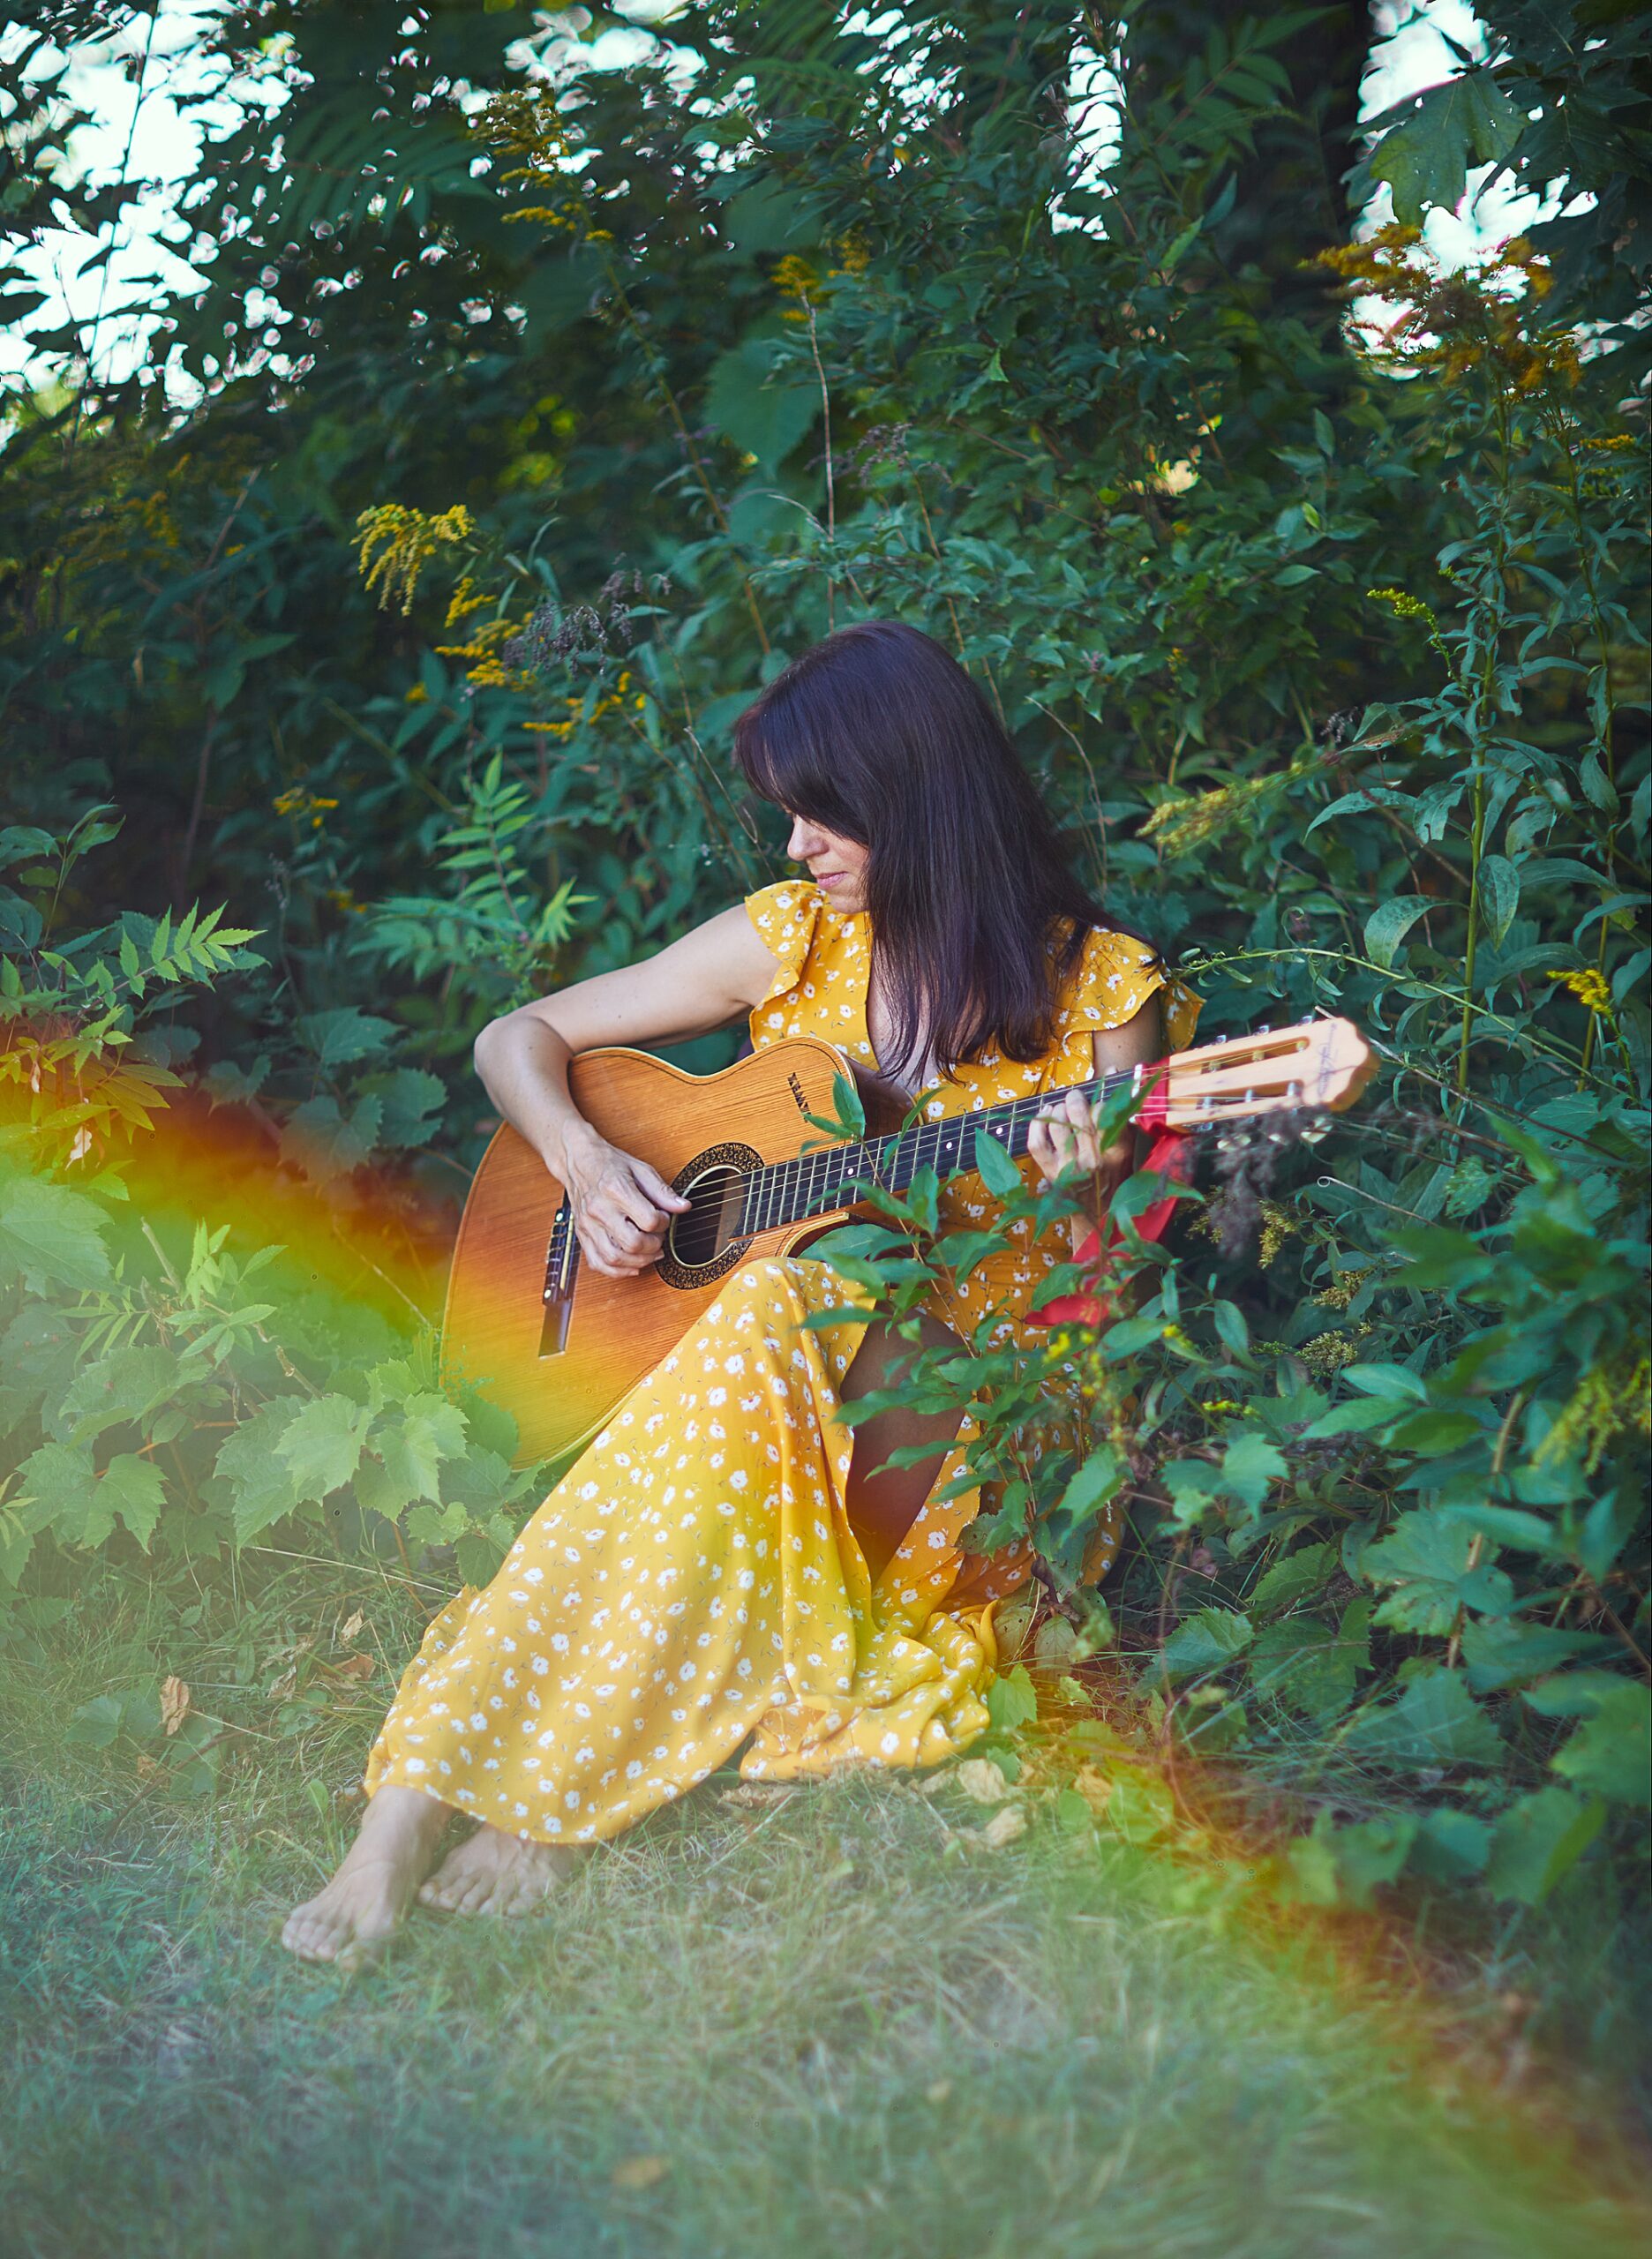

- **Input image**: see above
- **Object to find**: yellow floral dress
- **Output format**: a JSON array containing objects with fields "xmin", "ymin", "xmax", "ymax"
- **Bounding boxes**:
[{"xmin": 364, "ymin": 882, "xmax": 1198, "ymax": 1843}]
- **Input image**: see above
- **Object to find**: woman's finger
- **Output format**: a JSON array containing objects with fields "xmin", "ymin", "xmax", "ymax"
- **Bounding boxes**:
[
  {"xmin": 635, "ymin": 1160, "xmax": 692, "ymax": 1215},
  {"xmin": 1030, "ymin": 1113, "xmax": 1075, "ymax": 1182},
  {"xmin": 608, "ymin": 1179, "xmax": 667, "ymax": 1236}
]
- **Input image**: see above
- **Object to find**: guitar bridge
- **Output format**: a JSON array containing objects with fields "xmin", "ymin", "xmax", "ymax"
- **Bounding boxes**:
[{"xmin": 539, "ymin": 1196, "xmax": 578, "ymax": 1357}]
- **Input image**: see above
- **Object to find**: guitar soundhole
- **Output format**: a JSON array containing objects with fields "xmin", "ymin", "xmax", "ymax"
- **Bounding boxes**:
[{"xmin": 657, "ymin": 1143, "xmax": 762, "ymax": 1291}]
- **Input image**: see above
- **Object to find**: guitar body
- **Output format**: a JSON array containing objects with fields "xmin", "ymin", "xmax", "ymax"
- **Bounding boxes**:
[{"xmin": 440, "ymin": 1038, "xmax": 860, "ymax": 1469}]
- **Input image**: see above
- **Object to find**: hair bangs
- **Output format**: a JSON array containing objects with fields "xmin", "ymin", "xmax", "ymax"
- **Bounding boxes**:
[{"xmin": 735, "ymin": 689, "xmax": 869, "ymax": 844}]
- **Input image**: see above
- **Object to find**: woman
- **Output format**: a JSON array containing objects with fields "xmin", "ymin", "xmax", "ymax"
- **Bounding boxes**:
[{"xmin": 282, "ymin": 620, "xmax": 1198, "ymax": 1964}]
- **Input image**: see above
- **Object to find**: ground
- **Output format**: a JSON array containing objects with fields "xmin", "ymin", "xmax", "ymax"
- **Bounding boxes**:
[{"xmin": 2, "ymin": 1572, "xmax": 1648, "ymax": 2259}]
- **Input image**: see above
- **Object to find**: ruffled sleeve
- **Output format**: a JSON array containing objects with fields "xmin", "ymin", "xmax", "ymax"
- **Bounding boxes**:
[
  {"xmin": 744, "ymin": 880, "xmax": 826, "ymax": 1046},
  {"xmin": 1044, "ymin": 927, "xmax": 1201, "ymax": 1089}
]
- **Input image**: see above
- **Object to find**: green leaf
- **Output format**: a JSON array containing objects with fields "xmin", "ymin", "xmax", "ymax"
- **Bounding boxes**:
[
  {"xmin": 1219, "ymin": 1432, "xmax": 1286, "ymax": 1511},
  {"xmin": 13, "ymin": 1440, "xmax": 107, "ymax": 1546},
  {"xmin": 1444, "ymin": 1505, "xmax": 1568, "ymax": 1559},
  {"xmin": 1409, "ymin": 1805, "xmax": 1492, "ymax": 1884},
  {"xmin": 1363, "ymin": 1511, "xmax": 1513, "ymax": 1638},
  {"xmin": 1161, "ymin": 1607, "xmax": 1253, "ymax": 1679},
  {"xmin": 100, "ymin": 1453, "xmax": 166, "ymax": 1550},
  {"xmin": 1250, "ymin": 1541, "xmax": 1335, "ymax": 1617},
  {"xmin": 439, "ymin": 1445, "xmax": 535, "ymax": 1520},
  {"xmin": 1342, "ymin": 1362, "xmax": 1429, "ymax": 1401},
  {"xmin": 1161, "ymin": 1458, "xmax": 1223, "ymax": 1526},
  {"xmin": 279, "ymin": 1095, "xmax": 379, "ymax": 1184},
  {"xmin": 58, "ymin": 1345, "xmax": 184, "ymax": 1446},
  {"xmin": 1332, "ymin": 1812, "xmax": 1420, "ymax": 1909},
  {"xmin": 1341, "ymin": 1670, "xmax": 1502, "ymax": 1768},
  {"xmin": 293, "ymin": 1007, "xmax": 400, "ymax": 1069},
  {"xmin": 1212, "ymin": 1299, "xmax": 1250, "ymax": 1360},
  {"xmin": 277, "ymin": 1393, "xmax": 374, "ymax": 1501},
  {"xmin": 1054, "ymin": 1443, "xmax": 1125, "ymax": 1536},
  {"xmin": 363, "ymin": 1066, "xmax": 447, "ymax": 1148},
  {"xmin": 1366, "ymin": 71, "xmax": 1523, "ymax": 225},
  {"xmin": 1525, "ymin": 1675, "xmax": 1650, "ymax": 1808},
  {"xmin": 369, "ymin": 1392, "xmax": 469, "ymax": 1512},
  {"xmin": 1303, "ymin": 1396, "xmax": 1401, "ymax": 1439},
  {"xmin": 1461, "ymin": 1617, "xmax": 1613, "ymax": 1694},
  {"xmin": 1477, "ymin": 854, "xmax": 1521, "ymax": 947},
  {"xmin": 64, "ymin": 1692, "xmax": 127, "ymax": 1750},
  {"xmin": 704, "ymin": 335, "xmax": 818, "ymax": 469},
  {"xmin": 1247, "ymin": 1617, "xmax": 1359, "ymax": 1722},
  {"xmin": 0, "ymin": 1175, "xmax": 111, "ymax": 1292},
  {"xmin": 209, "ymin": 1400, "xmax": 305, "ymax": 1544},
  {"xmin": 973, "ymin": 1124, "xmax": 1025, "ymax": 1200},
  {"xmin": 1486, "ymin": 1786, "xmax": 1605, "ymax": 1905},
  {"xmin": 1363, "ymin": 897, "xmax": 1432, "ymax": 970},
  {"xmin": 1580, "ymin": 1487, "xmax": 1642, "ymax": 1584},
  {"xmin": 985, "ymin": 1662, "xmax": 1038, "ymax": 1733}
]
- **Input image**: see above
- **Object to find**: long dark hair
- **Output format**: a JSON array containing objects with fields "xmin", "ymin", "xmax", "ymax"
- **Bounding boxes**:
[{"xmin": 734, "ymin": 619, "xmax": 1113, "ymax": 1077}]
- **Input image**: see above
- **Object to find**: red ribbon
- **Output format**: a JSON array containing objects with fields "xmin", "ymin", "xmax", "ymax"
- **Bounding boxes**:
[{"xmin": 1029, "ymin": 1128, "xmax": 1194, "ymax": 1329}]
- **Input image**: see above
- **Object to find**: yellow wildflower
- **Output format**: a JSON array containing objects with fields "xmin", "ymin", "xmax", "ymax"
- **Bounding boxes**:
[
  {"xmin": 273, "ymin": 788, "xmax": 340, "ymax": 829},
  {"xmin": 1258, "ymin": 1201, "xmax": 1296, "ymax": 1270},
  {"xmin": 1534, "ymin": 1356, "xmax": 1650, "ymax": 1476},
  {"xmin": 772, "ymin": 254, "xmax": 820, "ymax": 302},
  {"xmin": 354, "ymin": 503, "xmax": 473, "ymax": 614},
  {"xmin": 1547, "ymin": 967, "xmax": 1612, "ymax": 1014},
  {"xmin": 445, "ymin": 575, "xmax": 493, "ymax": 630}
]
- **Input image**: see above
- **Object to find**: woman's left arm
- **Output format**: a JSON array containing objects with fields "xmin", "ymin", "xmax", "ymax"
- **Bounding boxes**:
[{"xmin": 1027, "ymin": 994, "xmax": 1164, "ymax": 1250}]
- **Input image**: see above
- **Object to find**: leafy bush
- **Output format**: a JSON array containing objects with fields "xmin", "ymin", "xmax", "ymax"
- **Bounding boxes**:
[
  {"xmin": 1, "ymin": 0, "xmax": 1646, "ymax": 1908},
  {"xmin": 0, "ymin": 822, "xmax": 551, "ymax": 1612}
]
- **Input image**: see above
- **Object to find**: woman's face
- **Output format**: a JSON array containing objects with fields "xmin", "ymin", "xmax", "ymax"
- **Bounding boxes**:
[{"xmin": 786, "ymin": 811, "xmax": 869, "ymax": 916}]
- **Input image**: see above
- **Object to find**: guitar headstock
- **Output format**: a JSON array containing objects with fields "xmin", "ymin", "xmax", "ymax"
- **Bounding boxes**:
[{"xmin": 1148, "ymin": 1017, "xmax": 1376, "ymax": 1130}]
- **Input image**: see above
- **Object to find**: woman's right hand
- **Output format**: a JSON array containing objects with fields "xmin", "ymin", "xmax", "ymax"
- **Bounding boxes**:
[{"xmin": 558, "ymin": 1123, "xmax": 691, "ymax": 1279}]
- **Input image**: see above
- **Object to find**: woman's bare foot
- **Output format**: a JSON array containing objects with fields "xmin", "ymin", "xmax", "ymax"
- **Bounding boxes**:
[
  {"xmin": 281, "ymin": 1784, "xmax": 452, "ymax": 1967},
  {"xmin": 417, "ymin": 1822, "xmax": 577, "ymax": 1917}
]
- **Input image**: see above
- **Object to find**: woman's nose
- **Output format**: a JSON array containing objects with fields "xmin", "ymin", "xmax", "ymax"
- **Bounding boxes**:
[{"xmin": 787, "ymin": 816, "xmax": 821, "ymax": 860}]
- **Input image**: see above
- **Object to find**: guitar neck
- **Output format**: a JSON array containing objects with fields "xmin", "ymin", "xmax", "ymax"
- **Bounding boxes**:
[{"xmin": 732, "ymin": 1062, "xmax": 1147, "ymax": 1239}]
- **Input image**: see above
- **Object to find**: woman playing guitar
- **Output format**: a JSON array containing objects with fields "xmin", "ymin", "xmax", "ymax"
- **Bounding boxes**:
[{"xmin": 282, "ymin": 619, "xmax": 1200, "ymax": 1964}]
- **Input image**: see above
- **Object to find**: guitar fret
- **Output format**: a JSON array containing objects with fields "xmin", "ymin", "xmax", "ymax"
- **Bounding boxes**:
[{"xmin": 743, "ymin": 1060, "xmax": 1139, "ymax": 1242}]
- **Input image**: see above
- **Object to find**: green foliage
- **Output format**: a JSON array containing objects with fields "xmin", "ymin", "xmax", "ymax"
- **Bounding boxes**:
[{"xmin": 1, "ymin": 0, "xmax": 1647, "ymax": 1912}]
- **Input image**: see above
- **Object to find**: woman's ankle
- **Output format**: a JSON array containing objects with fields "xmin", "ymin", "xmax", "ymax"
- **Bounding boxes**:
[{"xmin": 357, "ymin": 1782, "xmax": 454, "ymax": 1854}]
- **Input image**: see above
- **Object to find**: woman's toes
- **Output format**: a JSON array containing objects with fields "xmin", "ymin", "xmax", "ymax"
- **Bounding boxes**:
[{"xmin": 283, "ymin": 1911, "xmax": 333, "ymax": 1963}]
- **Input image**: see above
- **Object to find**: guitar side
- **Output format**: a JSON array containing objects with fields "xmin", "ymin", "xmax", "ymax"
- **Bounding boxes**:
[{"xmin": 440, "ymin": 1039, "xmax": 858, "ymax": 1470}]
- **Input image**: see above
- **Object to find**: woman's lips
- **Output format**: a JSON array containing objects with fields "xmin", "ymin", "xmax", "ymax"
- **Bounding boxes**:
[{"xmin": 814, "ymin": 870, "xmax": 847, "ymax": 888}]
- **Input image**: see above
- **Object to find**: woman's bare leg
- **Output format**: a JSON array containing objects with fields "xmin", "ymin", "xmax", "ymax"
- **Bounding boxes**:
[
  {"xmin": 281, "ymin": 1784, "xmax": 452, "ymax": 1965},
  {"xmin": 841, "ymin": 1311, "xmax": 964, "ymax": 1580}
]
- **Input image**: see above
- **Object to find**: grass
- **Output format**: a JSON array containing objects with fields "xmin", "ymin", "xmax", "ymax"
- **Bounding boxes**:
[{"xmin": 3, "ymin": 1564, "xmax": 1649, "ymax": 2259}]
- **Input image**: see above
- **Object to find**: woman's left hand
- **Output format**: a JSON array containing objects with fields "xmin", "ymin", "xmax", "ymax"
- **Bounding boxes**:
[{"xmin": 1027, "ymin": 1086, "xmax": 1111, "ymax": 1187}]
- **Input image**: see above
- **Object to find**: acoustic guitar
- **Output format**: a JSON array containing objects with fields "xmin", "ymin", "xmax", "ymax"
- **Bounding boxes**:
[{"xmin": 441, "ymin": 1017, "xmax": 1375, "ymax": 1468}]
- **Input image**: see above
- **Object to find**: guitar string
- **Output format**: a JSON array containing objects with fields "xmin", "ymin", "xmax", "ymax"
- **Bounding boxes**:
[
  {"xmin": 658, "ymin": 1062, "xmax": 1143, "ymax": 1240},
  {"xmin": 668, "ymin": 1046, "xmax": 1314, "ymax": 1238},
  {"xmin": 557, "ymin": 1039, "xmax": 1318, "ymax": 1265},
  {"xmin": 679, "ymin": 1059, "xmax": 1165, "ymax": 1236}
]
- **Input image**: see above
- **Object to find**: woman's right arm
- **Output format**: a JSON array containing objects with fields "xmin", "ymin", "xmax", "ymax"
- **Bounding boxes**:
[{"xmin": 472, "ymin": 904, "xmax": 780, "ymax": 1280}]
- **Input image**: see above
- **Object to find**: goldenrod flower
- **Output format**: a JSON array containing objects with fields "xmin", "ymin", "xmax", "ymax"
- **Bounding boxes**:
[
  {"xmin": 354, "ymin": 503, "xmax": 473, "ymax": 614},
  {"xmin": 1547, "ymin": 967, "xmax": 1613, "ymax": 1014},
  {"xmin": 772, "ymin": 254, "xmax": 820, "ymax": 301}
]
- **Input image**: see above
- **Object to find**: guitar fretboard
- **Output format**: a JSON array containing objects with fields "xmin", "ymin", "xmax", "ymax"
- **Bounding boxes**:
[{"xmin": 732, "ymin": 1060, "xmax": 1153, "ymax": 1238}]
